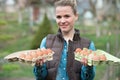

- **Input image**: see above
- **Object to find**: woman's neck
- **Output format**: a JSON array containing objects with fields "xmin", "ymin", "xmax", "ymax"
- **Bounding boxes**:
[{"xmin": 62, "ymin": 29, "xmax": 75, "ymax": 42}]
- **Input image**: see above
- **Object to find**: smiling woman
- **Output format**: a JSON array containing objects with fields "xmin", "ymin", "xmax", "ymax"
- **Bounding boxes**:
[
  {"xmin": 33, "ymin": 0, "xmax": 96, "ymax": 80},
  {"xmin": 54, "ymin": 0, "xmax": 79, "ymax": 41},
  {"xmin": 55, "ymin": 6, "xmax": 78, "ymax": 36}
]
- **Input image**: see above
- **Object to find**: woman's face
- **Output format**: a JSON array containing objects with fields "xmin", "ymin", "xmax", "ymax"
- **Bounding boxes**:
[{"xmin": 55, "ymin": 6, "xmax": 78, "ymax": 33}]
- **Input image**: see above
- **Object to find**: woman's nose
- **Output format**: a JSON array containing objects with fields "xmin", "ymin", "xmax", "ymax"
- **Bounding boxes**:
[{"xmin": 60, "ymin": 17, "xmax": 66, "ymax": 23}]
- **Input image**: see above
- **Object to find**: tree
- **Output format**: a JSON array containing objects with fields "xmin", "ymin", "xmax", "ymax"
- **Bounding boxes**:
[{"xmin": 31, "ymin": 13, "xmax": 54, "ymax": 49}]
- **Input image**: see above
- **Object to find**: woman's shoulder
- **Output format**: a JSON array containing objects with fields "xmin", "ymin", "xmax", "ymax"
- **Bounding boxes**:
[{"xmin": 80, "ymin": 37, "xmax": 91, "ymax": 44}]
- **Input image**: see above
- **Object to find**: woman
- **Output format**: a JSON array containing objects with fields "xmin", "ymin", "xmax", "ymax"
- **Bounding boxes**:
[{"xmin": 33, "ymin": 0, "xmax": 96, "ymax": 80}]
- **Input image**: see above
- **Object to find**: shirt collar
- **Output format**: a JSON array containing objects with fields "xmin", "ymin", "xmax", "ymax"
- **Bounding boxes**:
[{"xmin": 57, "ymin": 28, "xmax": 81, "ymax": 41}]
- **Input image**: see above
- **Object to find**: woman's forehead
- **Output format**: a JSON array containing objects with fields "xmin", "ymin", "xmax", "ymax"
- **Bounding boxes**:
[{"xmin": 55, "ymin": 6, "xmax": 74, "ymax": 14}]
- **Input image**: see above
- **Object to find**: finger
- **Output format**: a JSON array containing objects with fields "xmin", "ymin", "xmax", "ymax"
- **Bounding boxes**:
[
  {"xmin": 81, "ymin": 58, "xmax": 88, "ymax": 66},
  {"xmin": 36, "ymin": 59, "xmax": 43, "ymax": 66}
]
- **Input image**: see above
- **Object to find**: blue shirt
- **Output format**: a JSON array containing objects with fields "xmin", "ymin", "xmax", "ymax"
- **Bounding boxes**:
[{"xmin": 33, "ymin": 37, "xmax": 96, "ymax": 80}]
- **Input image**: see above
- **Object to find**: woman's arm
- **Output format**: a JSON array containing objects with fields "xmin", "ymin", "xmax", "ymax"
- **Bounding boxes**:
[
  {"xmin": 33, "ymin": 37, "xmax": 48, "ymax": 80},
  {"xmin": 33, "ymin": 64, "xmax": 47, "ymax": 80},
  {"xmin": 81, "ymin": 65, "xmax": 96, "ymax": 80},
  {"xmin": 40, "ymin": 37, "xmax": 47, "ymax": 48},
  {"xmin": 81, "ymin": 41, "xmax": 96, "ymax": 80}
]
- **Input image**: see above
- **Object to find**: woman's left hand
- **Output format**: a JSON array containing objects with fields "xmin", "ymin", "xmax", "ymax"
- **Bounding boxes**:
[{"xmin": 80, "ymin": 58, "xmax": 88, "ymax": 66}]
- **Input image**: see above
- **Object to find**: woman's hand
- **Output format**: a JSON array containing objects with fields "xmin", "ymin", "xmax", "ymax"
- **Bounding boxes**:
[
  {"xmin": 35, "ymin": 59, "xmax": 45, "ymax": 66},
  {"xmin": 80, "ymin": 58, "xmax": 88, "ymax": 66}
]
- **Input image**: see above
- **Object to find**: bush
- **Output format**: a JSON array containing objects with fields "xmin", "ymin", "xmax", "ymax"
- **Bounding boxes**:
[{"xmin": 31, "ymin": 13, "xmax": 54, "ymax": 49}]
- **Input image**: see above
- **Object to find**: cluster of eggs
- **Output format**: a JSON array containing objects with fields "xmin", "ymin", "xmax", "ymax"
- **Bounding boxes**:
[
  {"xmin": 18, "ymin": 48, "xmax": 54, "ymax": 64},
  {"xmin": 74, "ymin": 48, "xmax": 107, "ymax": 66}
]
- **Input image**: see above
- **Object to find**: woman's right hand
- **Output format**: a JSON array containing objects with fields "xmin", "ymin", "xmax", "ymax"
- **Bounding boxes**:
[{"xmin": 35, "ymin": 59, "xmax": 45, "ymax": 66}]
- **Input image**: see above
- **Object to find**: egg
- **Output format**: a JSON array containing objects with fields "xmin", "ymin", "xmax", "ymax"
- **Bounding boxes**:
[
  {"xmin": 99, "ymin": 54, "xmax": 107, "ymax": 61},
  {"xmin": 19, "ymin": 53, "xmax": 26, "ymax": 59},
  {"xmin": 75, "ymin": 48, "xmax": 82, "ymax": 53}
]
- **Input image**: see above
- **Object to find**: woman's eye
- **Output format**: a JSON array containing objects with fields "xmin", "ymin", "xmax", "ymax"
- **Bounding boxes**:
[
  {"xmin": 64, "ymin": 15, "xmax": 70, "ymax": 18},
  {"xmin": 56, "ymin": 16, "xmax": 61, "ymax": 19}
]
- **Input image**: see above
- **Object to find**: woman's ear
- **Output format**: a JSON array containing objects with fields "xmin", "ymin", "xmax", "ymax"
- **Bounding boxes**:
[{"xmin": 75, "ymin": 13, "xmax": 79, "ymax": 21}]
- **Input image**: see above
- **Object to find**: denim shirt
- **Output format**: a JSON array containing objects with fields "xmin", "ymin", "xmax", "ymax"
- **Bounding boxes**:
[{"xmin": 33, "ymin": 37, "xmax": 96, "ymax": 80}]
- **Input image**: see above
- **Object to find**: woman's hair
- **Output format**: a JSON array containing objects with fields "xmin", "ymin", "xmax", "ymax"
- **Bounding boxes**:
[{"xmin": 54, "ymin": 0, "xmax": 77, "ymax": 15}]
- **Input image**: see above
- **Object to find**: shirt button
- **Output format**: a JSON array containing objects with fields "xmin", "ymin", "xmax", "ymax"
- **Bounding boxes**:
[
  {"xmin": 62, "ymin": 78, "xmax": 65, "ymax": 80},
  {"xmin": 64, "ymin": 49, "xmax": 67, "ymax": 52},
  {"xmin": 63, "ymin": 68, "xmax": 66, "ymax": 70},
  {"xmin": 64, "ymin": 58, "xmax": 66, "ymax": 61}
]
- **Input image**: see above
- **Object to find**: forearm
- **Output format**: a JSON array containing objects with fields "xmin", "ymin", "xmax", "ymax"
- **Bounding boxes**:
[
  {"xmin": 81, "ymin": 65, "xmax": 96, "ymax": 80},
  {"xmin": 33, "ymin": 64, "xmax": 47, "ymax": 80}
]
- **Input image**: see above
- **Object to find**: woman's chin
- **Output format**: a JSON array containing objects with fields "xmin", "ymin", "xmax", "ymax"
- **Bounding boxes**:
[{"xmin": 61, "ymin": 30, "xmax": 69, "ymax": 33}]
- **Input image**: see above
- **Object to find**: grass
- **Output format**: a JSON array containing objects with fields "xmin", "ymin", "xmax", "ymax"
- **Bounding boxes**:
[
  {"xmin": 0, "ymin": 13, "xmax": 34, "ymax": 78},
  {"xmin": 0, "ymin": 63, "xmax": 34, "ymax": 78},
  {"xmin": 0, "ymin": 12, "xmax": 120, "ymax": 79},
  {"xmin": 94, "ymin": 64, "xmax": 108, "ymax": 80}
]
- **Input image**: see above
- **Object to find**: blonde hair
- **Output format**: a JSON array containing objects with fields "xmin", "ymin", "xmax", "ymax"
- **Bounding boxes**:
[{"xmin": 54, "ymin": 0, "xmax": 77, "ymax": 15}]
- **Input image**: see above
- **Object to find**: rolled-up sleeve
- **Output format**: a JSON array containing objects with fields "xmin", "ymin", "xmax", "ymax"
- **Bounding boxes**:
[
  {"xmin": 81, "ymin": 41, "xmax": 96, "ymax": 80},
  {"xmin": 33, "ymin": 64, "xmax": 47, "ymax": 80},
  {"xmin": 81, "ymin": 65, "xmax": 96, "ymax": 80},
  {"xmin": 33, "ymin": 37, "xmax": 47, "ymax": 80},
  {"xmin": 40, "ymin": 37, "xmax": 47, "ymax": 48}
]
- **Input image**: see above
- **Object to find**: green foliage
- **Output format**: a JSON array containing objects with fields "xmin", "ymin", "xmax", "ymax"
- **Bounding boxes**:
[
  {"xmin": 0, "ymin": 20, "xmax": 7, "ymax": 26},
  {"xmin": 0, "ymin": 34, "xmax": 14, "ymax": 41},
  {"xmin": 0, "ymin": 63, "xmax": 33, "ymax": 77},
  {"xmin": 2, "ymin": 63, "xmax": 20, "ymax": 71},
  {"xmin": 0, "ymin": 12, "xmax": 35, "ymax": 78},
  {"xmin": 94, "ymin": 64, "xmax": 107, "ymax": 80},
  {"xmin": 31, "ymin": 13, "xmax": 54, "ymax": 49},
  {"xmin": 116, "ymin": 65, "xmax": 120, "ymax": 77}
]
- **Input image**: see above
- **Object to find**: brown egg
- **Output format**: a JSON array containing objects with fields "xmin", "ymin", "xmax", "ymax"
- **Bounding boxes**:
[
  {"xmin": 88, "ymin": 53, "xmax": 94, "ymax": 59},
  {"xmin": 89, "ymin": 50, "xmax": 93, "ymax": 54},
  {"xmin": 75, "ymin": 48, "xmax": 82, "ymax": 53},
  {"xmin": 29, "ymin": 51, "xmax": 38, "ymax": 59},
  {"xmin": 25, "ymin": 55, "xmax": 32, "ymax": 61},
  {"xmin": 37, "ymin": 51, "xmax": 44, "ymax": 56},
  {"xmin": 83, "ymin": 51, "xmax": 89, "ymax": 56},
  {"xmin": 99, "ymin": 54, "xmax": 107, "ymax": 61},
  {"xmin": 41, "ymin": 49, "xmax": 48, "ymax": 55},
  {"xmin": 19, "ymin": 53, "xmax": 26, "ymax": 59},
  {"xmin": 92, "ymin": 53, "xmax": 100, "ymax": 61},
  {"xmin": 80, "ymin": 50, "xmax": 86, "ymax": 56},
  {"xmin": 36, "ymin": 50, "xmax": 41, "ymax": 56},
  {"xmin": 46, "ymin": 48, "xmax": 53, "ymax": 53}
]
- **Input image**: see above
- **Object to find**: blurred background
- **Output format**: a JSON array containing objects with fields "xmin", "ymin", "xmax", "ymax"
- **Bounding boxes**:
[{"xmin": 0, "ymin": 0, "xmax": 120, "ymax": 80}]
